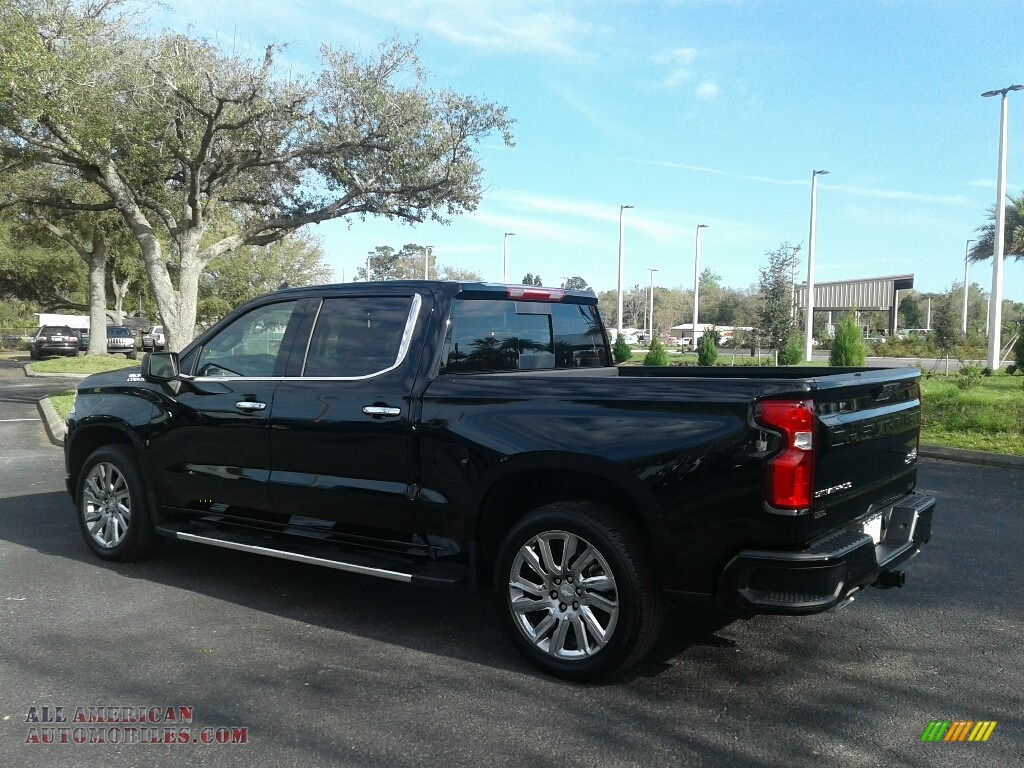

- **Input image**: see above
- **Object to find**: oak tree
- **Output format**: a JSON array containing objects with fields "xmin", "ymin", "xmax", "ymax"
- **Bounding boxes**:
[{"xmin": 1, "ymin": 1, "xmax": 514, "ymax": 350}]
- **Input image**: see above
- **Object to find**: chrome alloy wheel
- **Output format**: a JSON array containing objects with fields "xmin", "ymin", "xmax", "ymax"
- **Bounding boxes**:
[
  {"xmin": 81, "ymin": 462, "xmax": 132, "ymax": 549},
  {"xmin": 507, "ymin": 530, "xmax": 619, "ymax": 660}
]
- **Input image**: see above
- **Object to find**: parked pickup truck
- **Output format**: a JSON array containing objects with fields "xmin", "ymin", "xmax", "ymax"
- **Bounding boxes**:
[{"xmin": 64, "ymin": 281, "xmax": 935, "ymax": 680}]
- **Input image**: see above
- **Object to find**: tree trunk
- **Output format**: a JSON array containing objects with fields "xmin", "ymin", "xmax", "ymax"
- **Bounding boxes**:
[
  {"xmin": 111, "ymin": 272, "xmax": 131, "ymax": 326},
  {"xmin": 86, "ymin": 238, "xmax": 107, "ymax": 356},
  {"xmin": 100, "ymin": 161, "xmax": 187, "ymax": 350}
]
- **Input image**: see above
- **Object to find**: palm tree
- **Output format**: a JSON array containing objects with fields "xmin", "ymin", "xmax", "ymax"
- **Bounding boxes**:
[{"xmin": 970, "ymin": 193, "xmax": 1024, "ymax": 263}]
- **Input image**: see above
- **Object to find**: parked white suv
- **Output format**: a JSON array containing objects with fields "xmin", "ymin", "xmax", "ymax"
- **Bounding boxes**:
[
  {"xmin": 141, "ymin": 326, "xmax": 165, "ymax": 352},
  {"xmin": 105, "ymin": 326, "xmax": 137, "ymax": 359}
]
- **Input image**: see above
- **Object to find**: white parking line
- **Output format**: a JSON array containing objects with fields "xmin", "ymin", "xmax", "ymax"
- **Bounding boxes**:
[{"xmin": 0, "ymin": 419, "xmax": 40, "ymax": 422}]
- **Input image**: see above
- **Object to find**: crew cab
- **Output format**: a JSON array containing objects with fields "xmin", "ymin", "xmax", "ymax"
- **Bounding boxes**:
[{"xmin": 64, "ymin": 281, "xmax": 935, "ymax": 679}]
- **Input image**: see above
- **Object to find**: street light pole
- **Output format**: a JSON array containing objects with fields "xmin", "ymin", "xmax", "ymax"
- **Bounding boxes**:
[
  {"xmin": 962, "ymin": 239, "xmax": 975, "ymax": 334},
  {"xmin": 693, "ymin": 224, "xmax": 708, "ymax": 345},
  {"xmin": 981, "ymin": 84, "xmax": 1023, "ymax": 370},
  {"xmin": 502, "ymin": 232, "xmax": 516, "ymax": 283},
  {"xmin": 616, "ymin": 205, "xmax": 634, "ymax": 338},
  {"xmin": 804, "ymin": 170, "xmax": 829, "ymax": 361},
  {"xmin": 647, "ymin": 268, "xmax": 658, "ymax": 341}
]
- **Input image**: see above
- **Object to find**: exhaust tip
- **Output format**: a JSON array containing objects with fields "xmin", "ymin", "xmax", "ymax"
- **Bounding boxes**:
[{"xmin": 874, "ymin": 569, "xmax": 906, "ymax": 589}]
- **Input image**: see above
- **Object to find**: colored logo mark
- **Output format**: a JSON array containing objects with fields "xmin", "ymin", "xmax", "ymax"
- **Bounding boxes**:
[{"xmin": 921, "ymin": 721, "xmax": 997, "ymax": 743}]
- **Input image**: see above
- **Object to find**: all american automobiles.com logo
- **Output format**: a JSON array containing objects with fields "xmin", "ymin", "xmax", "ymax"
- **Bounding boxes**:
[{"xmin": 23, "ymin": 705, "xmax": 248, "ymax": 746}]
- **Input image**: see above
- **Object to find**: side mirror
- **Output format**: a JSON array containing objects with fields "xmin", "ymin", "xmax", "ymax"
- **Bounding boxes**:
[{"xmin": 142, "ymin": 351, "xmax": 179, "ymax": 382}]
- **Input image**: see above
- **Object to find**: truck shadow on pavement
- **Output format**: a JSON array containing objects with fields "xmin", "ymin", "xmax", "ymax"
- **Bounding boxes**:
[
  {"xmin": 4, "ymin": 485, "xmax": 1023, "ymax": 767},
  {"xmin": 0, "ymin": 490, "xmax": 739, "ymax": 680}
]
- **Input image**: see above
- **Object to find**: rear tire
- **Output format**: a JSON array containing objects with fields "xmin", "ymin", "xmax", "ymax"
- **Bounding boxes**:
[
  {"xmin": 76, "ymin": 446, "xmax": 163, "ymax": 561},
  {"xmin": 494, "ymin": 501, "xmax": 662, "ymax": 681}
]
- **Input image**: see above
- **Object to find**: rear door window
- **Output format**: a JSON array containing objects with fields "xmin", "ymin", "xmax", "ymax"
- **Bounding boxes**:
[
  {"xmin": 302, "ymin": 296, "xmax": 416, "ymax": 378},
  {"xmin": 441, "ymin": 299, "xmax": 608, "ymax": 372}
]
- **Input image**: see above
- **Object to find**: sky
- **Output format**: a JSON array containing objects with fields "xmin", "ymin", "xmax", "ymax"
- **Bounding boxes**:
[{"xmin": 151, "ymin": 0, "xmax": 1024, "ymax": 303}]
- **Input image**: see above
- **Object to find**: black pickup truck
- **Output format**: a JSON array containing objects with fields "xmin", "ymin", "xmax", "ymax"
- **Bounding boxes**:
[{"xmin": 64, "ymin": 281, "xmax": 935, "ymax": 680}]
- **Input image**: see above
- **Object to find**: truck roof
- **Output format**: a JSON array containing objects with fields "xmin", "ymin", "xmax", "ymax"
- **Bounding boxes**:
[{"xmin": 270, "ymin": 280, "xmax": 599, "ymax": 303}]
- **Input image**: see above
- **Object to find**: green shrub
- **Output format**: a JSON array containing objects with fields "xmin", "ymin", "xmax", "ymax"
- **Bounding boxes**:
[
  {"xmin": 697, "ymin": 333, "xmax": 718, "ymax": 365},
  {"xmin": 1013, "ymin": 332, "xmax": 1024, "ymax": 372},
  {"xmin": 612, "ymin": 333, "xmax": 631, "ymax": 364},
  {"xmin": 778, "ymin": 334, "xmax": 803, "ymax": 365},
  {"xmin": 955, "ymin": 362, "xmax": 984, "ymax": 391},
  {"xmin": 644, "ymin": 337, "xmax": 669, "ymax": 366},
  {"xmin": 829, "ymin": 314, "xmax": 866, "ymax": 366}
]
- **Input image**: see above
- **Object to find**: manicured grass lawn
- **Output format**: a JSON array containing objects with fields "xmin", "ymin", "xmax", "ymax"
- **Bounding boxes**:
[
  {"xmin": 920, "ymin": 372, "xmax": 1024, "ymax": 456},
  {"xmin": 31, "ymin": 355, "xmax": 139, "ymax": 374},
  {"xmin": 49, "ymin": 389, "xmax": 77, "ymax": 420}
]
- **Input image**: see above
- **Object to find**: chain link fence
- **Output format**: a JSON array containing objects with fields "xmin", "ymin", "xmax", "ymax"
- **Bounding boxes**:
[{"xmin": 0, "ymin": 326, "xmax": 37, "ymax": 351}]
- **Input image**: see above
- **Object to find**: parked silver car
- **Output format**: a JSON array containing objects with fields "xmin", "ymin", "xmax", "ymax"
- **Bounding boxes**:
[{"xmin": 106, "ymin": 326, "xmax": 137, "ymax": 359}]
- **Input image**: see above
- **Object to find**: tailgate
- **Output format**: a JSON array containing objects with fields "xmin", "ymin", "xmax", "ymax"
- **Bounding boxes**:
[{"xmin": 809, "ymin": 369, "xmax": 921, "ymax": 538}]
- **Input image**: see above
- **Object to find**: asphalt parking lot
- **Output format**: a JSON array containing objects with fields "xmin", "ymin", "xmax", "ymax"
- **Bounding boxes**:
[{"xmin": 0, "ymin": 360, "xmax": 1021, "ymax": 767}]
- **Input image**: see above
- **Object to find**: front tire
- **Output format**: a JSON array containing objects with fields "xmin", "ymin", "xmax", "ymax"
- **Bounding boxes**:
[
  {"xmin": 494, "ymin": 501, "xmax": 662, "ymax": 681},
  {"xmin": 76, "ymin": 446, "xmax": 163, "ymax": 561}
]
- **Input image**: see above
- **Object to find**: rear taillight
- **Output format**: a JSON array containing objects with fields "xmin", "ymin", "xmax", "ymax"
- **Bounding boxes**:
[{"xmin": 754, "ymin": 399, "xmax": 815, "ymax": 511}]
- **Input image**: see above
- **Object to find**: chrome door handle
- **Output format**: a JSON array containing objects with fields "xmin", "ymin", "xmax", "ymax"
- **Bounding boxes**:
[
  {"xmin": 235, "ymin": 401, "xmax": 267, "ymax": 411},
  {"xmin": 362, "ymin": 406, "xmax": 401, "ymax": 418}
]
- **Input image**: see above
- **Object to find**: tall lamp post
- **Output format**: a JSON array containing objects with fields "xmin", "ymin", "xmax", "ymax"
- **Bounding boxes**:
[
  {"xmin": 962, "ymin": 239, "xmax": 975, "ymax": 334},
  {"xmin": 502, "ymin": 232, "xmax": 516, "ymax": 283},
  {"xmin": 646, "ymin": 268, "xmax": 658, "ymax": 341},
  {"xmin": 693, "ymin": 224, "xmax": 708, "ymax": 345},
  {"xmin": 804, "ymin": 170, "xmax": 829, "ymax": 361},
  {"xmin": 981, "ymin": 84, "xmax": 1023, "ymax": 370},
  {"xmin": 616, "ymin": 205, "xmax": 634, "ymax": 337}
]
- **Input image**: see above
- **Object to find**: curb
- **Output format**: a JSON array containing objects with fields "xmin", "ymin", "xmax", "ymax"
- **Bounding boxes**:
[
  {"xmin": 918, "ymin": 444, "xmax": 1024, "ymax": 470},
  {"xmin": 38, "ymin": 395, "xmax": 67, "ymax": 447},
  {"xmin": 22, "ymin": 362, "xmax": 90, "ymax": 379}
]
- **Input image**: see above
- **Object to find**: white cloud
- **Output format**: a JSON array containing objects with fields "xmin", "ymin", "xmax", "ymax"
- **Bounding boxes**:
[
  {"xmin": 485, "ymin": 190, "xmax": 765, "ymax": 249},
  {"xmin": 329, "ymin": 0, "xmax": 596, "ymax": 58},
  {"xmin": 545, "ymin": 82, "xmax": 638, "ymax": 144},
  {"xmin": 661, "ymin": 69, "xmax": 693, "ymax": 90},
  {"xmin": 669, "ymin": 47, "xmax": 698, "ymax": 66},
  {"xmin": 652, "ymin": 48, "xmax": 698, "ymax": 90},
  {"xmin": 696, "ymin": 81, "xmax": 719, "ymax": 100},
  {"xmin": 630, "ymin": 160, "xmax": 975, "ymax": 207}
]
